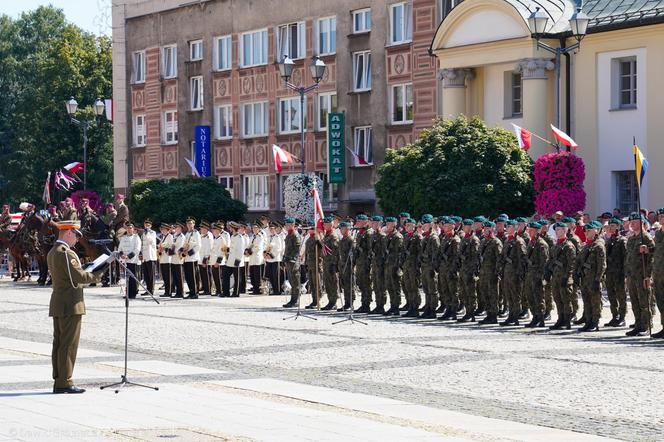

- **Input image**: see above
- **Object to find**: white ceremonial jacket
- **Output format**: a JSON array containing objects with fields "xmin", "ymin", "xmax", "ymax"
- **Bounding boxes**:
[
  {"xmin": 158, "ymin": 233, "xmax": 174, "ymax": 265},
  {"xmin": 141, "ymin": 229, "xmax": 158, "ymax": 262},
  {"xmin": 199, "ymin": 231, "xmax": 213, "ymax": 265},
  {"xmin": 171, "ymin": 232, "xmax": 186, "ymax": 265},
  {"xmin": 227, "ymin": 233, "xmax": 248, "ymax": 268},
  {"xmin": 119, "ymin": 234, "xmax": 142, "ymax": 265},
  {"xmin": 183, "ymin": 229, "xmax": 201, "ymax": 263},
  {"xmin": 265, "ymin": 233, "xmax": 284, "ymax": 263},
  {"xmin": 248, "ymin": 231, "xmax": 266, "ymax": 266},
  {"xmin": 210, "ymin": 233, "xmax": 229, "ymax": 266}
]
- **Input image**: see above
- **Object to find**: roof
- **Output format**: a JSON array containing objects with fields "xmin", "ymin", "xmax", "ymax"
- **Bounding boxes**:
[{"xmin": 584, "ymin": 0, "xmax": 664, "ymax": 32}]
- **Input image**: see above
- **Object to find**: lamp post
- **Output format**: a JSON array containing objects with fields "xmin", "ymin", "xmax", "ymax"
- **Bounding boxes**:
[
  {"xmin": 277, "ymin": 56, "xmax": 327, "ymax": 174},
  {"xmin": 527, "ymin": 5, "xmax": 589, "ymax": 139},
  {"xmin": 66, "ymin": 97, "xmax": 106, "ymax": 190}
]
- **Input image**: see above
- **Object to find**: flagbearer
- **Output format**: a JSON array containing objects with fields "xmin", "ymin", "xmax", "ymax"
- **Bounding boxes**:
[{"xmin": 625, "ymin": 213, "xmax": 654, "ymax": 337}]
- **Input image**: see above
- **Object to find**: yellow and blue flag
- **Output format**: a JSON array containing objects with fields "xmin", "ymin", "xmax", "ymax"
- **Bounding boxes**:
[{"xmin": 633, "ymin": 144, "xmax": 648, "ymax": 188}]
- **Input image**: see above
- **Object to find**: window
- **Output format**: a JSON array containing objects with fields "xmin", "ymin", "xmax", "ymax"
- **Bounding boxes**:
[
  {"xmin": 389, "ymin": 2, "xmax": 412, "ymax": 45},
  {"xmin": 354, "ymin": 126, "xmax": 373, "ymax": 165},
  {"xmin": 240, "ymin": 29, "xmax": 268, "ymax": 67},
  {"xmin": 161, "ymin": 45, "xmax": 177, "ymax": 78},
  {"xmin": 133, "ymin": 114, "xmax": 146, "ymax": 147},
  {"xmin": 213, "ymin": 35, "xmax": 232, "ymax": 70},
  {"xmin": 132, "ymin": 51, "xmax": 145, "ymax": 83},
  {"xmin": 511, "ymin": 73, "xmax": 522, "ymax": 117},
  {"xmin": 352, "ymin": 51, "xmax": 372, "ymax": 91},
  {"xmin": 278, "ymin": 97, "xmax": 307, "ymax": 134},
  {"xmin": 163, "ymin": 110, "xmax": 178, "ymax": 144},
  {"xmin": 614, "ymin": 171, "xmax": 638, "ymax": 214},
  {"xmin": 316, "ymin": 92, "xmax": 337, "ymax": 130},
  {"xmin": 353, "ymin": 8, "xmax": 372, "ymax": 33},
  {"xmin": 214, "ymin": 105, "xmax": 233, "ymax": 139},
  {"xmin": 243, "ymin": 175, "xmax": 269, "ymax": 210},
  {"xmin": 391, "ymin": 83, "xmax": 413, "ymax": 124},
  {"xmin": 190, "ymin": 40, "xmax": 203, "ymax": 61},
  {"xmin": 190, "ymin": 76, "xmax": 203, "ymax": 110},
  {"xmin": 315, "ymin": 172, "xmax": 339, "ymax": 206},
  {"xmin": 219, "ymin": 177, "xmax": 235, "ymax": 198},
  {"xmin": 277, "ymin": 22, "xmax": 306, "ymax": 61},
  {"xmin": 503, "ymin": 72, "xmax": 522, "ymax": 118},
  {"xmin": 317, "ymin": 17, "xmax": 336, "ymax": 55},
  {"xmin": 242, "ymin": 102, "xmax": 268, "ymax": 137},
  {"xmin": 619, "ymin": 58, "xmax": 637, "ymax": 108},
  {"xmin": 441, "ymin": 0, "xmax": 461, "ymax": 20}
]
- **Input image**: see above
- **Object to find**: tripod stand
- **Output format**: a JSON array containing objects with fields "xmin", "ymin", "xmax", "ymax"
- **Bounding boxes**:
[
  {"xmin": 333, "ymin": 241, "xmax": 367, "ymax": 326},
  {"xmin": 100, "ymin": 249, "xmax": 160, "ymax": 393},
  {"xmin": 283, "ymin": 259, "xmax": 317, "ymax": 321}
]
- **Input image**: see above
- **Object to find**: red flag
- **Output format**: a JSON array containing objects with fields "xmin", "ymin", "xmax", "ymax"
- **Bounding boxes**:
[
  {"xmin": 347, "ymin": 147, "xmax": 368, "ymax": 166},
  {"xmin": 63, "ymin": 162, "xmax": 85, "ymax": 173},
  {"xmin": 272, "ymin": 144, "xmax": 294, "ymax": 173},
  {"xmin": 312, "ymin": 187, "xmax": 325, "ymax": 230},
  {"xmin": 551, "ymin": 125, "xmax": 578, "ymax": 150},
  {"xmin": 511, "ymin": 124, "xmax": 532, "ymax": 151}
]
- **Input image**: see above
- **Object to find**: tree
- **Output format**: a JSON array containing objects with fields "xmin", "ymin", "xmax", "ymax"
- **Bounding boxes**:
[
  {"xmin": 375, "ymin": 116, "xmax": 534, "ymax": 218},
  {"xmin": 129, "ymin": 177, "xmax": 247, "ymax": 225}
]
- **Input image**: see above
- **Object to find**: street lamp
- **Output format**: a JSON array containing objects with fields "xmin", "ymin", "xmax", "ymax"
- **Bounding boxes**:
[
  {"xmin": 66, "ymin": 96, "xmax": 106, "ymax": 190},
  {"xmin": 277, "ymin": 55, "xmax": 327, "ymax": 174},
  {"xmin": 527, "ymin": 6, "xmax": 588, "ymax": 146}
]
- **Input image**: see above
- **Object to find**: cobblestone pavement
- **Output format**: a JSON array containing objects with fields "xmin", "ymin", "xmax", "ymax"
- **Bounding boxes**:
[{"xmin": 0, "ymin": 279, "xmax": 662, "ymax": 441}]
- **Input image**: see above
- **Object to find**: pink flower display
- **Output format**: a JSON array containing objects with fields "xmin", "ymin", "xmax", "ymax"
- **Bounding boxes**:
[{"xmin": 533, "ymin": 152, "xmax": 586, "ymax": 217}]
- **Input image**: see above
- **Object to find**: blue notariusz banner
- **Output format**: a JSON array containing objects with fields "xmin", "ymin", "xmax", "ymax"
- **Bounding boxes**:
[{"xmin": 195, "ymin": 125, "xmax": 211, "ymax": 177}]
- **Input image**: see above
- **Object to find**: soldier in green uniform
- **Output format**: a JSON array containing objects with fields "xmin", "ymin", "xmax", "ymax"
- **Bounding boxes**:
[
  {"xmin": 472, "ymin": 216, "xmax": 488, "ymax": 315},
  {"xmin": 652, "ymin": 208, "xmax": 664, "ymax": 338},
  {"xmin": 574, "ymin": 221, "xmax": 606, "ymax": 332},
  {"xmin": 402, "ymin": 218, "xmax": 422, "ymax": 317},
  {"xmin": 369, "ymin": 216, "xmax": 388, "ymax": 315},
  {"xmin": 604, "ymin": 218, "xmax": 628, "ymax": 326},
  {"xmin": 419, "ymin": 214, "xmax": 439, "ymax": 319},
  {"xmin": 564, "ymin": 217, "xmax": 584, "ymax": 324},
  {"xmin": 384, "ymin": 217, "xmax": 404, "ymax": 316},
  {"xmin": 524, "ymin": 222, "xmax": 549, "ymax": 328},
  {"xmin": 478, "ymin": 221, "xmax": 502, "ymax": 325},
  {"xmin": 501, "ymin": 220, "xmax": 527, "ymax": 326},
  {"xmin": 539, "ymin": 219, "xmax": 555, "ymax": 320},
  {"xmin": 514, "ymin": 217, "xmax": 530, "ymax": 319},
  {"xmin": 321, "ymin": 216, "xmax": 340, "ymax": 310},
  {"xmin": 625, "ymin": 213, "xmax": 655, "ymax": 336},
  {"xmin": 282, "ymin": 218, "xmax": 303, "ymax": 308},
  {"xmin": 495, "ymin": 215, "xmax": 509, "ymax": 316},
  {"xmin": 458, "ymin": 219, "xmax": 480, "ymax": 322},
  {"xmin": 304, "ymin": 226, "xmax": 323, "ymax": 309},
  {"xmin": 48, "ymin": 220, "xmax": 106, "ymax": 394},
  {"xmin": 438, "ymin": 217, "xmax": 461, "ymax": 320},
  {"xmin": 545, "ymin": 222, "xmax": 577, "ymax": 330},
  {"xmin": 354, "ymin": 215, "xmax": 373, "ymax": 313},
  {"xmin": 338, "ymin": 221, "xmax": 355, "ymax": 311}
]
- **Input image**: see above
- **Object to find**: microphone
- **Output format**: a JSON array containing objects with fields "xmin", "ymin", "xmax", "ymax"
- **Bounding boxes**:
[{"xmin": 88, "ymin": 239, "xmax": 115, "ymax": 245}]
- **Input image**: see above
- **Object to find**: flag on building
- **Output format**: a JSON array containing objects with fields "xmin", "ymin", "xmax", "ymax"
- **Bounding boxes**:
[
  {"xmin": 63, "ymin": 162, "xmax": 85, "ymax": 174},
  {"xmin": 272, "ymin": 144, "xmax": 294, "ymax": 173},
  {"xmin": 104, "ymin": 99, "xmax": 113, "ymax": 122},
  {"xmin": 346, "ymin": 147, "xmax": 368, "ymax": 166},
  {"xmin": 550, "ymin": 125, "xmax": 578, "ymax": 150},
  {"xmin": 633, "ymin": 143, "xmax": 648, "ymax": 188},
  {"xmin": 511, "ymin": 124, "xmax": 532, "ymax": 151},
  {"xmin": 184, "ymin": 157, "xmax": 200, "ymax": 177},
  {"xmin": 42, "ymin": 172, "xmax": 51, "ymax": 205},
  {"xmin": 312, "ymin": 187, "xmax": 325, "ymax": 230}
]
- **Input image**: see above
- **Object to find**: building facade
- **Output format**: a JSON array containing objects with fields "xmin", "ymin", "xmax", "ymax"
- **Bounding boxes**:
[{"xmin": 112, "ymin": 0, "xmax": 440, "ymax": 216}]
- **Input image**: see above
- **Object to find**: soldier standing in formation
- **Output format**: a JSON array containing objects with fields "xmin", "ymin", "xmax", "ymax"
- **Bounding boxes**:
[
  {"xmin": 546, "ymin": 222, "xmax": 577, "ymax": 330},
  {"xmin": 458, "ymin": 219, "xmax": 480, "ymax": 322},
  {"xmin": 523, "ymin": 222, "xmax": 549, "ymax": 328},
  {"xmin": 438, "ymin": 217, "xmax": 461, "ymax": 321},
  {"xmin": 369, "ymin": 216, "xmax": 387, "ymax": 315},
  {"xmin": 338, "ymin": 221, "xmax": 355, "ymax": 311},
  {"xmin": 402, "ymin": 218, "xmax": 422, "ymax": 317},
  {"xmin": 321, "ymin": 217, "xmax": 340, "ymax": 311},
  {"xmin": 652, "ymin": 208, "xmax": 664, "ymax": 338},
  {"xmin": 140, "ymin": 219, "xmax": 157, "ymax": 296},
  {"xmin": 384, "ymin": 217, "xmax": 403, "ymax": 316},
  {"xmin": 282, "ymin": 218, "xmax": 302, "ymax": 308},
  {"xmin": 575, "ymin": 221, "xmax": 606, "ymax": 332},
  {"xmin": 158, "ymin": 223, "xmax": 173, "ymax": 298},
  {"xmin": 478, "ymin": 221, "xmax": 502, "ymax": 325},
  {"xmin": 625, "ymin": 213, "xmax": 654, "ymax": 336},
  {"xmin": 304, "ymin": 225, "xmax": 323, "ymax": 309},
  {"xmin": 604, "ymin": 218, "xmax": 627, "ymax": 326},
  {"xmin": 354, "ymin": 215, "xmax": 373, "ymax": 314},
  {"xmin": 420, "ymin": 214, "xmax": 439, "ymax": 319}
]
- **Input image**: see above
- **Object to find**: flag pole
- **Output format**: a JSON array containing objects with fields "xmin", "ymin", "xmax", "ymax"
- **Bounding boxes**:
[{"xmin": 634, "ymin": 136, "xmax": 651, "ymax": 336}]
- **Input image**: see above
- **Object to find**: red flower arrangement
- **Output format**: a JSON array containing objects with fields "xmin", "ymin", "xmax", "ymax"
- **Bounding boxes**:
[{"xmin": 533, "ymin": 152, "xmax": 586, "ymax": 217}]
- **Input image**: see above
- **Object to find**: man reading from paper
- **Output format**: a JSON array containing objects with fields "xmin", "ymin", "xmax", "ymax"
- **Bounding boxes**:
[{"xmin": 47, "ymin": 220, "xmax": 108, "ymax": 394}]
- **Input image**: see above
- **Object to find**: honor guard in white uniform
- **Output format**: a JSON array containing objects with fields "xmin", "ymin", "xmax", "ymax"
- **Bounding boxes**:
[
  {"xmin": 118, "ymin": 223, "xmax": 142, "ymax": 299},
  {"xmin": 226, "ymin": 221, "xmax": 248, "ymax": 297},
  {"xmin": 140, "ymin": 219, "xmax": 158, "ymax": 296},
  {"xmin": 182, "ymin": 217, "xmax": 201, "ymax": 299},
  {"xmin": 170, "ymin": 222, "xmax": 186, "ymax": 298},
  {"xmin": 265, "ymin": 222, "xmax": 285, "ymax": 295},
  {"xmin": 198, "ymin": 221, "xmax": 213, "ymax": 296},
  {"xmin": 158, "ymin": 223, "xmax": 174, "ymax": 297},
  {"xmin": 210, "ymin": 222, "xmax": 229, "ymax": 296},
  {"xmin": 247, "ymin": 223, "xmax": 266, "ymax": 294}
]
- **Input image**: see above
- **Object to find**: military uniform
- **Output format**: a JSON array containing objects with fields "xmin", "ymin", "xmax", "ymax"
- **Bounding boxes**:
[
  {"xmin": 478, "ymin": 229, "xmax": 502, "ymax": 323},
  {"xmin": 322, "ymin": 228, "xmax": 340, "ymax": 309},
  {"xmin": 0, "ymin": 211, "xmax": 12, "ymax": 230},
  {"xmin": 459, "ymin": 227, "xmax": 480, "ymax": 321},
  {"xmin": 141, "ymin": 223, "xmax": 158, "ymax": 295},
  {"xmin": 540, "ymin": 227, "xmax": 555, "ymax": 317},
  {"xmin": 625, "ymin": 224, "xmax": 655, "ymax": 334},
  {"xmin": 384, "ymin": 226, "xmax": 404, "ymax": 315},
  {"xmin": 158, "ymin": 226, "xmax": 174, "ymax": 296},
  {"xmin": 370, "ymin": 220, "xmax": 388, "ymax": 314},
  {"xmin": 575, "ymin": 226, "xmax": 606, "ymax": 331},
  {"xmin": 354, "ymin": 223, "xmax": 373, "ymax": 312},
  {"xmin": 501, "ymin": 232, "xmax": 527, "ymax": 325},
  {"xmin": 567, "ymin": 229, "xmax": 583, "ymax": 320},
  {"xmin": 402, "ymin": 226, "xmax": 422, "ymax": 316},
  {"xmin": 338, "ymin": 229, "xmax": 355, "ymax": 310},
  {"xmin": 546, "ymin": 234, "xmax": 577, "ymax": 329},
  {"xmin": 438, "ymin": 226, "xmax": 461, "ymax": 320},
  {"xmin": 653, "ymin": 219, "xmax": 664, "ymax": 336},
  {"xmin": 605, "ymin": 227, "xmax": 627, "ymax": 325},
  {"xmin": 282, "ymin": 222, "xmax": 302, "ymax": 307},
  {"xmin": 304, "ymin": 231, "xmax": 323, "ymax": 308},
  {"xmin": 420, "ymin": 223, "xmax": 440, "ymax": 318},
  {"xmin": 524, "ymin": 232, "xmax": 549, "ymax": 327}
]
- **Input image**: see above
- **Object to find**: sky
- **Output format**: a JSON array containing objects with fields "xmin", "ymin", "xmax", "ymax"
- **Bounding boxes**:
[{"xmin": 0, "ymin": 0, "xmax": 111, "ymax": 35}]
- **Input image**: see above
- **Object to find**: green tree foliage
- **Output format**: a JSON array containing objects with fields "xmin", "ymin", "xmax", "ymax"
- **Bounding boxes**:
[
  {"xmin": 0, "ymin": 6, "xmax": 113, "ymax": 205},
  {"xmin": 129, "ymin": 177, "xmax": 247, "ymax": 226},
  {"xmin": 376, "ymin": 116, "xmax": 534, "ymax": 218}
]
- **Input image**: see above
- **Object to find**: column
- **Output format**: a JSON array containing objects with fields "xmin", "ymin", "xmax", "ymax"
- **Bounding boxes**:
[
  {"xmin": 516, "ymin": 58, "xmax": 554, "ymax": 158},
  {"xmin": 439, "ymin": 68, "xmax": 474, "ymax": 119}
]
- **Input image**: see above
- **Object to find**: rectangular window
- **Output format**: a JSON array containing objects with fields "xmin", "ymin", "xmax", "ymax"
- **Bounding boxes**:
[
  {"xmin": 243, "ymin": 175, "xmax": 269, "ymax": 210},
  {"xmin": 354, "ymin": 126, "xmax": 373, "ymax": 165},
  {"xmin": 277, "ymin": 22, "xmax": 306, "ymax": 61},
  {"xmin": 352, "ymin": 51, "xmax": 372, "ymax": 91},
  {"xmin": 614, "ymin": 171, "xmax": 638, "ymax": 214},
  {"xmin": 214, "ymin": 105, "xmax": 233, "ymax": 139},
  {"xmin": 132, "ymin": 51, "xmax": 145, "ymax": 83},
  {"xmin": 242, "ymin": 102, "xmax": 268, "ymax": 137},
  {"xmin": 353, "ymin": 8, "xmax": 372, "ymax": 33},
  {"xmin": 133, "ymin": 114, "xmax": 146, "ymax": 147},
  {"xmin": 619, "ymin": 58, "xmax": 637, "ymax": 108},
  {"xmin": 441, "ymin": 0, "xmax": 460, "ymax": 20},
  {"xmin": 511, "ymin": 72, "xmax": 522, "ymax": 117},
  {"xmin": 190, "ymin": 76, "xmax": 203, "ymax": 110},
  {"xmin": 240, "ymin": 29, "xmax": 268, "ymax": 67},
  {"xmin": 279, "ymin": 97, "xmax": 307, "ymax": 134},
  {"xmin": 390, "ymin": 2, "xmax": 412, "ymax": 45},
  {"xmin": 162, "ymin": 45, "xmax": 177, "ymax": 78},
  {"xmin": 219, "ymin": 176, "xmax": 235, "ymax": 198},
  {"xmin": 316, "ymin": 92, "xmax": 337, "ymax": 130},
  {"xmin": 391, "ymin": 83, "xmax": 413, "ymax": 124},
  {"xmin": 163, "ymin": 110, "xmax": 178, "ymax": 144},
  {"xmin": 213, "ymin": 35, "xmax": 232, "ymax": 70},
  {"xmin": 189, "ymin": 40, "xmax": 203, "ymax": 61},
  {"xmin": 318, "ymin": 17, "xmax": 336, "ymax": 55}
]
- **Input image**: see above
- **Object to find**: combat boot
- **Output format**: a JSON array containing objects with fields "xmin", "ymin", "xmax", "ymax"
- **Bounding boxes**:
[
  {"xmin": 404, "ymin": 308, "xmax": 420, "ymax": 318},
  {"xmin": 549, "ymin": 316, "xmax": 564, "ymax": 330},
  {"xmin": 369, "ymin": 306, "xmax": 385, "ymax": 315},
  {"xmin": 574, "ymin": 316, "xmax": 586, "ymax": 325},
  {"xmin": 578, "ymin": 321, "xmax": 592, "ymax": 332},
  {"xmin": 436, "ymin": 305, "xmax": 446, "ymax": 314},
  {"xmin": 457, "ymin": 313, "xmax": 474, "ymax": 323},
  {"xmin": 534, "ymin": 315, "xmax": 546, "ymax": 328},
  {"xmin": 473, "ymin": 306, "xmax": 485, "ymax": 316},
  {"xmin": 399, "ymin": 303, "xmax": 410, "ymax": 312},
  {"xmin": 587, "ymin": 320, "xmax": 599, "ymax": 332},
  {"xmin": 500, "ymin": 313, "xmax": 514, "ymax": 326},
  {"xmin": 626, "ymin": 327, "xmax": 646, "ymax": 337},
  {"xmin": 524, "ymin": 315, "xmax": 538, "ymax": 328},
  {"xmin": 354, "ymin": 304, "xmax": 370, "ymax": 314},
  {"xmin": 383, "ymin": 306, "xmax": 400, "ymax": 316},
  {"xmin": 604, "ymin": 316, "xmax": 618, "ymax": 327},
  {"xmin": 479, "ymin": 314, "xmax": 497, "ymax": 325},
  {"xmin": 518, "ymin": 309, "xmax": 529, "ymax": 320},
  {"xmin": 420, "ymin": 309, "xmax": 437, "ymax": 319},
  {"xmin": 282, "ymin": 300, "xmax": 297, "ymax": 308},
  {"xmin": 615, "ymin": 315, "xmax": 626, "ymax": 326},
  {"xmin": 305, "ymin": 301, "xmax": 317, "ymax": 309},
  {"xmin": 321, "ymin": 302, "xmax": 336, "ymax": 311},
  {"xmin": 650, "ymin": 329, "xmax": 664, "ymax": 339}
]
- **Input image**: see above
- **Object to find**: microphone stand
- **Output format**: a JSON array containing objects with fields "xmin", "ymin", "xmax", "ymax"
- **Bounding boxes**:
[{"xmin": 98, "ymin": 245, "xmax": 159, "ymax": 394}]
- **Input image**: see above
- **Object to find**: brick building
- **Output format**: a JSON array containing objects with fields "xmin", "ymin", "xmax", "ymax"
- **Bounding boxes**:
[{"xmin": 112, "ymin": 0, "xmax": 441, "ymax": 216}]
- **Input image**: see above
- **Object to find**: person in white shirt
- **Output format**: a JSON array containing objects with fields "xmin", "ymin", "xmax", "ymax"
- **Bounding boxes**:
[
  {"xmin": 157, "ymin": 223, "xmax": 174, "ymax": 298},
  {"xmin": 140, "ymin": 219, "xmax": 158, "ymax": 296},
  {"xmin": 210, "ymin": 222, "xmax": 228, "ymax": 296},
  {"xmin": 198, "ymin": 221, "xmax": 213, "ymax": 296},
  {"xmin": 182, "ymin": 217, "xmax": 201, "ymax": 299},
  {"xmin": 170, "ymin": 222, "xmax": 185, "ymax": 298},
  {"xmin": 265, "ymin": 222, "xmax": 285, "ymax": 295},
  {"xmin": 118, "ymin": 223, "xmax": 142, "ymax": 299},
  {"xmin": 225, "ymin": 221, "xmax": 247, "ymax": 297},
  {"xmin": 247, "ymin": 223, "xmax": 266, "ymax": 294}
]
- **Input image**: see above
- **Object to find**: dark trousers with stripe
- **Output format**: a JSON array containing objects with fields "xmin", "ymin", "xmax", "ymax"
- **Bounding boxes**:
[
  {"xmin": 183, "ymin": 261, "xmax": 197, "ymax": 296},
  {"xmin": 211, "ymin": 265, "xmax": 222, "ymax": 295},
  {"xmin": 160, "ymin": 263, "xmax": 172, "ymax": 295},
  {"xmin": 142, "ymin": 260, "xmax": 156, "ymax": 295},
  {"xmin": 171, "ymin": 264, "xmax": 184, "ymax": 297},
  {"xmin": 249, "ymin": 264, "xmax": 264, "ymax": 294},
  {"xmin": 265, "ymin": 261, "xmax": 283, "ymax": 295},
  {"xmin": 126, "ymin": 263, "xmax": 139, "ymax": 298},
  {"xmin": 199, "ymin": 264, "xmax": 211, "ymax": 295}
]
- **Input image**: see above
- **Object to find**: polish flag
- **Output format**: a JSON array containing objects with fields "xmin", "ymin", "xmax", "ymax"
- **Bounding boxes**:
[
  {"xmin": 511, "ymin": 124, "xmax": 532, "ymax": 151},
  {"xmin": 551, "ymin": 125, "xmax": 578, "ymax": 150},
  {"xmin": 63, "ymin": 162, "xmax": 85, "ymax": 173},
  {"xmin": 312, "ymin": 187, "xmax": 325, "ymax": 231},
  {"xmin": 272, "ymin": 144, "xmax": 294, "ymax": 173},
  {"xmin": 347, "ymin": 147, "xmax": 369, "ymax": 166},
  {"xmin": 184, "ymin": 157, "xmax": 200, "ymax": 177}
]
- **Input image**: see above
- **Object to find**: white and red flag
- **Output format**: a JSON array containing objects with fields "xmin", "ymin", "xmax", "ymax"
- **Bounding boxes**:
[
  {"xmin": 104, "ymin": 99, "xmax": 113, "ymax": 122},
  {"xmin": 272, "ymin": 144, "xmax": 295, "ymax": 173},
  {"xmin": 550, "ymin": 125, "xmax": 578, "ymax": 150},
  {"xmin": 63, "ymin": 162, "xmax": 85, "ymax": 174},
  {"xmin": 346, "ymin": 147, "xmax": 369, "ymax": 166},
  {"xmin": 184, "ymin": 158, "xmax": 200, "ymax": 177},
  {"xmin": 511, "ymin": 124, "xmax": 532, "ymax": 151},
  {"xmin": 312, "ymin": 187, "xmax": 325, "ymax": 231}
]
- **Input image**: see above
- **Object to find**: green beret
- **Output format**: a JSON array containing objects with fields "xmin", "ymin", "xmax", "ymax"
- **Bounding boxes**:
[
  {"xmin": 405, "ymin": 218, "xmax": 416, "ymax": 225},
  {"xmin": 495, "ymin": 216, "xmax": 509, "ymax": 223},
  {"xmin": 657, "ymin": 208, "xmax": 664, "ymax": 215},
  {"xmin": 385, "ymin": 216, "xmax": 398, "ymax": 223},
  {"xmin": 609, "ymin": 218, "xmax": 622, "ymax": 225},
  {"xmin": 528, "ymin": 221, "xmax": 541, "ymax": 229},
  {"xmin": 554, "ymin": 221, "xmax": 568, "ymax": 229},
  {"xmin": 451, "ymin": 216, "xmax": 462, "ymax": 223},
  {"xmin": 515, "ymin": 217, "xmax": 528, "ymax": 223},
  {"xmin": 399, "ymin": 212, "xmax": 410, "ymax": 218},
  {"xmin": 473, "ymin": 216, "xmax": 487, "ymax": 223},
  {"xmin": 584, "ymin": 222, "xmax": 599, "ymax": 231},
  {"xmin": 324, "ymin": 216, "xmax": 333, "ymax": 223},
  {"xmin": 506, "ymin": 220, "xmax": 518, "ymax": 226},
  {"xmin": 372, "ymin": 215, "xmax": 384, "ymax": 222},
  {"xmin": 421, "ymin": 214, "xmax": 434, "ymax": 223},
  {"xmin": 356, "ymin": 214, "xmax": 369, "ymax": 221},
  {"xmin": 539, "ymin": 219, "xmax": 549, "ymax": 226},
  {"xmin": 284, "ymin": 217, "xmax": 296, "ymax": 224},
  {"xmin": 628, "ymin": 212, "xmax": 644, "ymax": 221},
  {"xmin": 439, "ymin": 216, "xmax": 450, "ymax": 224},
  {"xmin": 562, "ymin": 217, "xmax": 576, "ymax": 223},
  {"xmin": 339, "ymin": 221, "xmax": 350, "ymax": 228},
  {"xmin": 482, "ymin": 221, "xmax": 495, "ymax": 228},
  {"xmin": 462, "ymin": 219, "xmax": 474, "ymax": 226}
]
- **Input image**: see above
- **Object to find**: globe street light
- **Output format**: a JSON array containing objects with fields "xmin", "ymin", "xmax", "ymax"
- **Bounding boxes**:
[{"xmin": 65, "ymin": 97, "xmax": 106, "ymax": 190}]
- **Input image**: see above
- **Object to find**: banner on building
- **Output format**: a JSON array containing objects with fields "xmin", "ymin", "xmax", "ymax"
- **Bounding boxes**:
[
  {"xmin": 327, "ymin": 112, "xmax": 345, "ymax": 183},
  {"xmin": 194, "ymin": 125, "xmax": 211, "ymax": 177}
]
